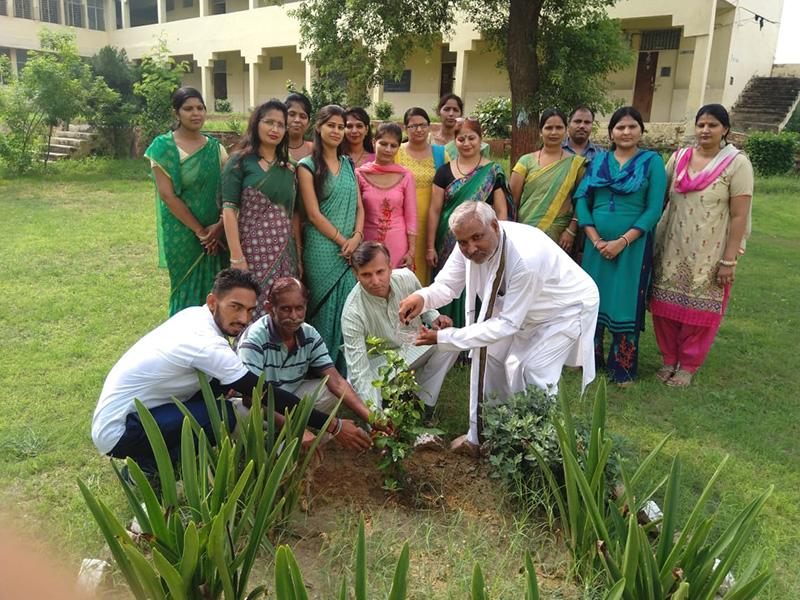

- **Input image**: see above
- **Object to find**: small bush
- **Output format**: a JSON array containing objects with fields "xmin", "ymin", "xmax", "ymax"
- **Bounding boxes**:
[
  {"xmin": 373, "ymin": 100, "xmax": 394, "ymax": 121},
  {"xmin": 744, "ymin": 131, "xmax": 799, "ymax": 176},
  {"xmin": 474, "ymin": 96, "xmax": 511, "ymax": 139},
  {"xmin": 215, "ymin": 98, "xmax": 233, "ymax": 113}
]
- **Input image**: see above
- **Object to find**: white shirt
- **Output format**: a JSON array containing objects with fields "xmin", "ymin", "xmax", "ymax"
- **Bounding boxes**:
[{"xmin": 91, "ymin": 306, "xmax": 248, "ymax": 454}]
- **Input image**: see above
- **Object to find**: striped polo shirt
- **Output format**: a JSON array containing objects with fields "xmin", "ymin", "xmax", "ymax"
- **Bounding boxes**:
[{"xmin": 237, "ymin": 315, "xmax": 333, "ymax": 395}]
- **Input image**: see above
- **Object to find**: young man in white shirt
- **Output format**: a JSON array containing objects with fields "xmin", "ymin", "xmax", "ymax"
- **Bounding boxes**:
[{"xmin": 92, "ymin": 269, "xmax": 369, "ymax": 474}]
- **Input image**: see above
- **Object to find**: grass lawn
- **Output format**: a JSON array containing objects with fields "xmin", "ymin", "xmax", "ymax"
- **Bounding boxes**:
[{"xmin": 0, "ymin": 159, "xmax": 798, "ymax": 597}]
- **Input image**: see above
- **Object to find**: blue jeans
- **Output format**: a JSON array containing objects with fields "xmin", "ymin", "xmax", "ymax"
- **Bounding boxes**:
[{"xmin": 108, "ymin": 388, "xmax": 235, "ymax": 474}]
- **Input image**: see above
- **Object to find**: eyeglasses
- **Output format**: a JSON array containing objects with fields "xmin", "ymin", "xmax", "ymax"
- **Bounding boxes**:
[
  {"xmin": 406, "ymin": 123, "xmax": 430, "ymax": 131},
  {"xmin": 260, "ymin": 119, "xmax": 286, "ymax": 131}
]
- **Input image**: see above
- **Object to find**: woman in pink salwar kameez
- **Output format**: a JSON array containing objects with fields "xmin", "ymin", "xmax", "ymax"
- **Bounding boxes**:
[
  {"xmin": 356, "ymin": 122, "xmax": 417, "ymax": 269},
  {"xmin": 650, "ymin": 104, "xmax": 753, "ymax": 387}
]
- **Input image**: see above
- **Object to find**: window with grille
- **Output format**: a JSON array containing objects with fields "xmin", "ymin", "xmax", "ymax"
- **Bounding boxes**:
[
  {"xmin": 13, "ymin": 0, "xmax": 33, "ymax": 19},
  {"xmin": 640, "ymin": 29, "xmax": 681, "ymax": 51},
  {"xmin": 88, "ymin": 0, "xmax": 104, "ymax": 29},
  {"xmin": 182, "ymin": 0, "xmax": 192, "ymax": 7},
  {"xmin": 0, "ymin": 0, "xmax": 8, "ymax": 16},
  {"xmin": 269, "ymin": 56, "xmax": 283, "ymax": 71},
  {"xmin": 65, "ymin": 0, "xmax": 83, "ymax": 26},
  {"xmin": 384, "ymin": 69, "xmax": 412, "ymax": 92},
  {"xmin": 40, "ymin": 0, "xmax": 60, "ymax": 22}
]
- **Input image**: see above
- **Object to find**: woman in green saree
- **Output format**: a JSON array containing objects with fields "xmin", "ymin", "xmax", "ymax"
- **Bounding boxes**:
[
  {"xmin": 510, "ymin": 108, "xmax": 585, "ymax": 252},
  {"xmin": 222, "ymin": 99, "xmax": 301, "ymax": 319},
  {"xmin": 297, "ymin": 105, "xmax": 364, "ymax": 372},
  {"xmin": 145, "ymin": 87, "xmax": 228, "ymax": 316},
  {"xmin": 427, "ymin": 117, "xmax": 513, "ymax": 328}
]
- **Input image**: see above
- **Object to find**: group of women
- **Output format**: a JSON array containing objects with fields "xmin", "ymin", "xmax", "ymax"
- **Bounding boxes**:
[{"xmin": 145, "ymin": 86, "xmax": 753, "ymax": 389}]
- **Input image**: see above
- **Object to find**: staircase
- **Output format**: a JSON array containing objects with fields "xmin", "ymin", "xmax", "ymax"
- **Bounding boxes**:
[
  {"xmin": 44, "ymin": 123, "xmax": 96, "ymax": 162},
  {"xmin": 730, "ymin": 76, "xmax": 800, "ymax": 132}
]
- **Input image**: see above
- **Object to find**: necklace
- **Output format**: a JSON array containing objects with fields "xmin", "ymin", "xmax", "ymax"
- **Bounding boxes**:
[
  {"xmin": 455, "ymin": 156, "xmax": 481, "ymax": 176},
  {"xmin": 258, "ymin": 153, "xmax": 278, "ymax": 168},
  {"xmin": 288, "ymin": 140, "xmax": 305, "ymax": 150},
  {"xmin": 537, "ymin": 148, "xmax": 564, "ymax": 166},
  {"xmin": 350, "ymin": 149, "xmax": 365, "ymax": 166}
]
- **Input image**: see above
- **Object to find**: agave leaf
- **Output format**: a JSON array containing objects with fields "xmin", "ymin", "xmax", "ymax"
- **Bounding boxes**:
[
  {"xmin": 355, "ymin": 515, "xmax": 367, "ymax": 600},
  {"xmin": 670, "ymin": 581, "xmax": 690, "ymax": 600},
  {"xmin": 180, "ymin": 417, "xmax": 202, "ymax": 515},
  {"xmin": 628, "ymin": 432, "xmax": 672, "ymax": 491},
  {"xmin": 524, "ymin": 551, "xmax": 539, "ymax": 600},
  {"xmin": 111, "ymin": 460, "xmax": 153, "ymax": 534},
  {"xmin": 198, "ymin": 370, "xmax": 224, "ymax": 448},
  {"xmin": 724, "ymin": 571, "xmax": 772, "ymax": 600},
  {"xmin": 604, "ymin": 578, "xmax": 626, "ymax": 600},
  {"xmin": 125, "ymin": 458, "xmax": 174, "ymax": 547},
  {"xmin": 152, "ymin": 548, "xmax": 186, "ymax": 600},
  {"xmin": 134, "ymin": 398, "xmax": 179, "ymax": 507},
  {"xmin": 77, "ymin": 479, "xmax": 148, "ymax": 600},
  {"xmin": 208, "ymin": 511, "xmax": 236, "ymax": 600},
  {"xmin": 620, "ymin": 514, "xmax": 639, "ymax": 595},
  {"xmin": 471, "ymin": 563, "xmax": 487, "ymax": 600},
  {"xmin": 656, "ymin": 456, "xmax": 681, "ymax": 567},
  {"xmin": 387, "ymin": 542, "xmax": 410, "ymax": 600},
  {"xmin": 274, "ymin": 546, "xmax": 295, "ymax": 600},
  {"xmin": 123, "ymin": 544, "xmax": 166, "ymax": 599},
  {"xmin": 179, "ymin": 521, "xmax": 200, "ymax": 590},
  {"xmin": 285, "ymin": 544, "xmax": 310, "ymax": 600}
]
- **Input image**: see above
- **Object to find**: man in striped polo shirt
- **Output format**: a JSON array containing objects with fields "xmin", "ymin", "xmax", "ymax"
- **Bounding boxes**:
[{"xmin": 238, "ymin": 277, "xmax": 381, "ymax": 441}]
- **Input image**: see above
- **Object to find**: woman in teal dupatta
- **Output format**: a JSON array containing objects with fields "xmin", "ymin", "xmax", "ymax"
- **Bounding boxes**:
[
  {"xmin": 574, "ymin": 107, "xmax": 666, "ymax": 386},
  {"xmin": 222, "ymin": 100, "xmax": 300, "ymax": 319},
  {"xmin": 145, "ymin": 87, "xmax": 227, "ymax": 316},
  {"xmin": 427, "ymin": 117, "xmax": 513, "ymax": 328},
  {"xmin": 297, "ymin": 105, "xmax": 364, "ymax": 373}
]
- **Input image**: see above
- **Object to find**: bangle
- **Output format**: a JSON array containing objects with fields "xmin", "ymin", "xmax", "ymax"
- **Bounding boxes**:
[
  {"xmin": 719, "ymin": 259, "xmax": 737, "ymax": 267},
  {"xmin": 620, "ymin": 235, "xmax": 630, "ymax": 248},
  {"xmin": 593, "ymin": 239, "xmax": 604, "ymax": 249},
  {"xmin": 332, "ymin": 418, "xmax": 344, "ymax": 437},
  {"xmin": 332, "ymin": 230, "xmax": 342, "ymax": 244},
  {"xmin": 230, "ymin": 256, "xmax": 246, "ymax": 264},
  {"xmin": 354, "ymin": 230, "xmax": 363, "ymax": 239},
  {"xmin": 564, "ymin": 228, "xmax": 576, "ymax": 237},
  {"xmin": 570, "ymin": 217, "xmax": 578, "ymax": 223}
]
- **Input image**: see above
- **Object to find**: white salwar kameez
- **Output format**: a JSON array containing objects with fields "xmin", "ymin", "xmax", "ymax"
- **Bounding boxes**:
[{"xmin": 416, "ymin": 222, "xmax": 599, "ymax": 443}]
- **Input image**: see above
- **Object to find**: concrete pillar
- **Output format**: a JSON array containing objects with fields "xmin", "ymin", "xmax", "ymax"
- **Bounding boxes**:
[
  {"xmin": 246, "ymin": 58, "xmax": 260, "ymax": 110},
  {"xmin": 248, "ymin": 0, "xmax": 255, "ymax": 10},
  {"xmin": 684, "ymin": 0, "xmax": 715, "ymax": 124},
  {"xmin": 198, "ymin": 0, "xmax": 205, "ymax": 17},
  {"xmin": 105, "ymin": 0, "xmax": 114, "ymax": 30},
  {"xmin": 304, "ymin": 58, "xmax": 313, "ymax": 92},
  {"xmin": 200, "ymin": 60, "xmax": 214, "ymax": 108},
  {"xmin": 120, "ymin": 0, "xmax": 129, "ymax": 28},
  {"xmin": 32, "ymin": 0, "xmax": 40, "ymax": 21},
  {"xmin": 454, "ymin": 49, "xmax": 469, "ymax": 100},
  {"xmin": 81, "ymin": 0, "xmax": 89, "ymax": 27},
  {"xmin": 156, "ymin": 0, "xmax": 165, "ymax": 23},
  {"xmin": 371, "ymin": 84, "xmax": 383, "ymax": 105},
  {"xmin": 9, "ymin": 48, "xmax": 18, "ymax": 77}
]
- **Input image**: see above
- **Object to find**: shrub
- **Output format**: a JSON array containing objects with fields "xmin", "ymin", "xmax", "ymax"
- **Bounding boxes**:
[
  {"xmin": 225, "ymin": 116, "xmax": 244, "ymax": 136},
  {"xmin": 743, "ymin": 131, "xmax": 799, "ymax": 176},
  {"xmin": 374, "ymin": 100, "xmax": 394, "ymax": 121},
  {"xmin": 215, "ymin": 98, "xmax": 233, "ymax": 113},
  {"xmin": 474, "ymin": 96, "xmax": 511, "ymax": 139},
  {"xmin": 89, "ymin": 46, "xmax": 138, "ymax": 157},
  {"xmin": 0, "ymin": 81, "xmax": 46, "ymax": 174}
]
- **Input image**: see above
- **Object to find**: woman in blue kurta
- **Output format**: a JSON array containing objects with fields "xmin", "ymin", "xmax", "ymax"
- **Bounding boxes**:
[{"xmin": 574, "ymin": 106, "xmax": 666, "ymax": 385}]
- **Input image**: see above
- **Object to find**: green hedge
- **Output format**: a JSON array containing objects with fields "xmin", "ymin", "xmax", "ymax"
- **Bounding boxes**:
[{"xmin": 743, "ymin": 131, "xmax": 799, "ymax": 176}]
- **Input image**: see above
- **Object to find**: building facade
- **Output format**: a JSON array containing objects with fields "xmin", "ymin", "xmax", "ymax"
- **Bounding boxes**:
[{"xmin": 0, "ymin": 0, "xmax": 785, "ymax": 121}]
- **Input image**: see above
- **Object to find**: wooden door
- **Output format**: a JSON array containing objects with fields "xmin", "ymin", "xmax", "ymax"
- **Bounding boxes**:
[
  {"xmin": 633, "ymin": 51, "xmax": 658, "ymax": 121},
  {"xmin": 439, "ymin": 62, "xmax": 455, "ymax": 98}
]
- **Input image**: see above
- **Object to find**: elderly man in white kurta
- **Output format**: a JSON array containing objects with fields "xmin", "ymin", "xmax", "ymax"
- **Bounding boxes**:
[{"xmin": 398, "ymin": 201, "xmax": 599, "ymax": 452}]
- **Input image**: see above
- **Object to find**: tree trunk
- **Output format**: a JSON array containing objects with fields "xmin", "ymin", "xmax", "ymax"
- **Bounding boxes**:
[
  {"xmin": 506, "ymin": 0, "xmax": 544, "ymax": 166},
  {"xmin": 44, "ymin": 123, "xmax": 53, "ymax": 170}
]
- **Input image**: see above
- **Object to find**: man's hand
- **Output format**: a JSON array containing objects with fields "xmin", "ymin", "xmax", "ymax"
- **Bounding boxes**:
[
  {"xmin": 335, "ymin": 419, "xmax": 372, "ymax": 451},
  {"xmin": 398, "ymin": 293, "xmax": 425, "ymax": 324},
  {"xmin": 371, "ymin": 417, "xmax": 395, "ymax": 437},
  {"xmin": 301, "ymin": 429, "xmax": 323, "ymax": 462},
  {"xmin": 414, "ymin": 324, "xmax": 438, "ymax": 346},
  {"xmin": 430, "ymin": 315, "xmax": 452, "ymax": 330}
]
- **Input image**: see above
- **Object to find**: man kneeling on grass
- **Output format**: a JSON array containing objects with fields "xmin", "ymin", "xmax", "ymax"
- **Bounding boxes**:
[
  {"xmin": 237, "ymin": 277, "xmax": 382, "ymax": 441},
  {"xmin": 91, "ymin": 269, "xmax": 370, "ymax": 476}
]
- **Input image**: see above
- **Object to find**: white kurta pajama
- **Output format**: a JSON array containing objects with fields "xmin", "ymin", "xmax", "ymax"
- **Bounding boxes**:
[{"xmin": 416, "ymin": 222, "xmax": 599, "ymax": 444}]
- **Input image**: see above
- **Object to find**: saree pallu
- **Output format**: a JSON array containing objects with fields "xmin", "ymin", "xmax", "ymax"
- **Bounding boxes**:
[
  {"xmin": 221, "ymin": 154, "xmax": 299, "ymax": 319},
  {"xmin": 435, "ymin": 162, "xmax": 513, "ymax": 328},
  {"xmin": 515, "ymin": 153, "xmax": 585, "ymax": 241},
  {"xmin": 299, "ymin": 156, "xmax": 358, "ymax": 371},
  {"xmin": 145, "ymin": 133, "xmax": 226, "ymax": 316}
]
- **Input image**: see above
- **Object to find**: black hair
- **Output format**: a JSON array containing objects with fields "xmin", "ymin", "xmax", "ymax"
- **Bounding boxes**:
[
  {"xmin": 234, "ymin": 99, "xmax": 290, "ymax": 164},
  {"xmin": 568, "ymin": 106, "xmax": 595, "ymax": 121},
  {"xmin": 607, "ymin": 106, "xmax": 645, "ymax": 149},
  {"xmin": 695, "ymin": 103, "xmax": 731, "ymax": 142},
  {"xmin": 343, "ymin": 106, "xmax": 375, "ymax": 153},
  {"xmin": 284, "ymin": 91, "xmax": 312, "ymax": 118},
  {"xmin": 310, "ymin": 104, "xmax": 347, "ymax": 199},
  {"xmin": 403, "ymin": 106, "xmax": 431, "ymax": 125},
  {"xmin": 350, "ymin": 241, "xmax": 391, "ymax": 269},
  {"xmin": 454, "ymin": 116, "xmax": 482, "ymax": 138},
  {"xmin": 437, "ymin": 93, "xmax": 464, "ymax": 114},
  {"xmin": 538, "ymin": 108, "xmax": 568, "ymax": 130},
  {"xmin": 211, "ymin": 268, "xmax": 260, "ymax": 298},
  {"xmin": 267, "ymin": 277, "xmax": 309, "ymax": 305},
  {"xmin": 172, "ymin": 86, "xmax": 205, "ymax": 112},
  {"xmin": 375, "ymin": 122, "xmax": 403, "ymax": 144}
]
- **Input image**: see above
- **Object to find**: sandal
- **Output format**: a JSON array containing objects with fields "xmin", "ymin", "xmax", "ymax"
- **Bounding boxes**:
[
  {"xmin": 615, "ymin": 380, "xmax": 634, "ymax": 389},
  {"xmin": 666, "ymin": 369, "xmax": 693, "ymax": 387},
  {"xmin": 656, "ymin": 365, "xmax": 677, "ymax": 383}
]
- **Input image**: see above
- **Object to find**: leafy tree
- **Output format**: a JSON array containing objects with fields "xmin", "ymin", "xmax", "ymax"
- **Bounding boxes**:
[
  {"xmin": 133, "ymin": 36, "xmax": 188, "ymax": 147},
  {"xmin": 0, "ymin": 79, "xmax": 47, "ymax": 173},
  {"xmin": 294, "ymin": 0, "xmax": 632, "ymax": 161},
  {"xmin": 90, "ymin": 46, "xmax": 138, "ymax": 157}
]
